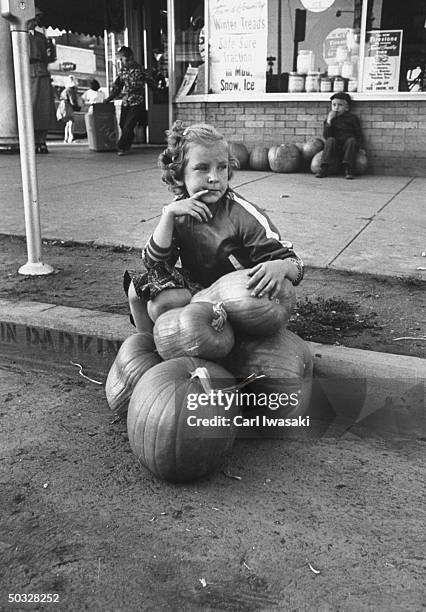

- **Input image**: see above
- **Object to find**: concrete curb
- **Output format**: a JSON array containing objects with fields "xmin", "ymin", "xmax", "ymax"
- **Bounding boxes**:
[{"xmin": 1, "ymin": 299, "xmax": 424, "ymax": 436}]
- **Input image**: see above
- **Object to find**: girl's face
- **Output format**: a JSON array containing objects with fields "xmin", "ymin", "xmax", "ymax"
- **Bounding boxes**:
[{"xmin": 183, "ymin": 141, "xmax": 229, "ymax": 205}]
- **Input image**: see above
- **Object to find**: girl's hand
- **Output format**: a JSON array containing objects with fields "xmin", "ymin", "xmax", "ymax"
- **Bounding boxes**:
[
  {"xmin": 246, "ymin": 260, "xmax": 287, "ymax": 299},
  {"xmin": 163, "ymin": 190, "xmax": 212, "ymax": 223}
]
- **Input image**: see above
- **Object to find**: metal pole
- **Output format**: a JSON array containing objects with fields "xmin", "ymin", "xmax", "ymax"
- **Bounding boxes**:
[
  {"xmin": 1, "ymin": 0, "xmax": 53, "ymax": 275},
  {"xmin": 104, "ymin": 28, "xmax": 109, "ymax": 91},
  {"xmin": 357, "ymin": 0, "xmax": 369, "ymax": 92},
  {"xmin": 167, "ymin": 0, "xmax": 174, "ymax": 130}
]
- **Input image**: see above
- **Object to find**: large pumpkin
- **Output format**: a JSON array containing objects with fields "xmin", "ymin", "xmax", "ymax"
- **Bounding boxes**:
[
  {"xmin": 267, "ymin": 145, "xmax": 279, "ymax": 170},
  {"xmin": 310, "ymin": 151, "xmax": 340, "ymax": 175},
  {"xmin": 310, "ymin": 151, "xmax": 324, "ymax": 174},
  {"xmin": 228, "ymin": 141, "xmax": 249, "ymax": 170},
  {"xmin": 302, "ymin": 138, "xmax": 324, "ymax": 163},
  {"xmin": 249, "ymin": 146, "xmax": 270, "ymax": 171},
  {"xmin": 268, "ymin": 144, "xmax": 301, "ymax": 173},
  {"xmin": 127, "ymin": 357, "xmax": 239, "ymax": 482},
  {"xmin": 311, "ymin": 150, "xmax": 367, "ymax": 175},
  {"xmin": 191, "ymin": 270, "xmax": 296, "ymax": 337},
  {"xmin": 105, "ymin": 332, "xmax": 162, "ymax": 416},
  {"xmin": 153, "ymin": 302, "xmax": 234, "ymax": 361},
  {"xmin": 223, "ymin": 328, "xmax": 313, "ymax": 433}
]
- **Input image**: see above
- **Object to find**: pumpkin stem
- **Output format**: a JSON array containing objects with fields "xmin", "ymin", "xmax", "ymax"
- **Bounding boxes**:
[
  {"xmin": 190, "ymin": 367, "xmax": 213, "ymax": 394},
  {"xmin": 211, "ymin": 302, "xmax": 227, "ymax": 332},
  {"xmin": 222, "ymin": 372, "xmax": 266, "ymax": 392}
]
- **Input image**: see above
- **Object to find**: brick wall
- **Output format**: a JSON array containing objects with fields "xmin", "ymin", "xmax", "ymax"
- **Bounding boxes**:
[{"xmin": 174, "ymin": 100, "xmax": 426, "ymax": 176}]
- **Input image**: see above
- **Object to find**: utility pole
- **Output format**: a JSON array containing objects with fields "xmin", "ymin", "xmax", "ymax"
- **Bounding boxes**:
[{"xmin": 1, "ymin": 0, "xmax": 53, "ymax": 275}]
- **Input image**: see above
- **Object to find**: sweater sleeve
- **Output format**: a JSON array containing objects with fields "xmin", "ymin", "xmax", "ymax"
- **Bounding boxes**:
[
  {"xmin": 323, "ymin": 119, "xmax": 333, "ymax": 139},
  {"xmin": 141, "ymin": 234, "xmax": 179, "ymax": 269},
  {"xmin": 230, "ymin": 192, "xmax": 301, "ymax": 265}
]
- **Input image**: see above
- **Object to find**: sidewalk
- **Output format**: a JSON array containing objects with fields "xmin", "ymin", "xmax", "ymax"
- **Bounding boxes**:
[{"xmin": 1, "ymin": 141, "xmax": 425, "ymax": 279}]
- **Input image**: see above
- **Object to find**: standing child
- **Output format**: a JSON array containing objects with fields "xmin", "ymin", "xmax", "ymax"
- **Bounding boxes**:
[
  {"xmin": 58, "ymin": 75, "xmax": 80, "ymax": 144},
  {"xmin": 82, "ymin": 79, "xmax": 105, "ymax": 111},
  {"xmin": 124, "ymin": 121, "xmax": 304, "ymax": 332},
  {"xmin": 316, "ymin": 92, "xmax": 365, "ymax": 180},
  {"xmin": 103, "ymin": 46, "xmax": 157, "ymax": 156}
]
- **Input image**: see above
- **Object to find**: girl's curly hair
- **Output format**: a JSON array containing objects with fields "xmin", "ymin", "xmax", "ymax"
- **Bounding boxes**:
[{"xmin": 158, "ymin": 120, "xmax": 239, "ymax": 195}]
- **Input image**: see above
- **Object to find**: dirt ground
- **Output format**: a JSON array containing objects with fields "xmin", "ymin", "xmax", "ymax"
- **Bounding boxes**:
[
  {"xmin": 1, "ymin": 235, "xmax": 424, "ymax": 359},
  {"xmin": 1, "ymin": 359, "xmax": 425, "ymax": 612}
]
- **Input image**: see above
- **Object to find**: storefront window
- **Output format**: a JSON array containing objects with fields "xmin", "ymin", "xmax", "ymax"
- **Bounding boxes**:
[
  {"xmin": 173, "ymin": 0, "xmax": 205, "ymax": 96},
  {"xmin": 172, "ymin": 0, "xmax": 425, "ymax": 98},
  {"xmin": 266, "ymin": 0, "xmax": 362, "ymax": 93},
  {"xmin": 362, "ymin": 0, "xmax": 425, "ymax": 92}
]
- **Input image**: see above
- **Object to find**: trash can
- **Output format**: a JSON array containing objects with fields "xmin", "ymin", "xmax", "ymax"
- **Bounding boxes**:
[{"xmin": 85, "ymin": 103, "xmax": 118, "ymax": 151}]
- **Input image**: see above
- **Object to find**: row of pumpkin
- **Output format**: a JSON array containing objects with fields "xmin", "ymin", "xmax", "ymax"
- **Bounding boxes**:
[
  {"xmin": 106, "ymin": 270, "xmax": 314, "ymax": 484},
  {"xmin": 229, "ymin": 139, "xmax": 368, "ymax": 175}
]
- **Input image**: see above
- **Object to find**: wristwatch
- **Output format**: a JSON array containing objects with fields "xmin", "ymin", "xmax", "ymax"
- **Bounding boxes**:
[{"xmin": 290, "ymin": 256, "xmax": 304, "ymax": 286}]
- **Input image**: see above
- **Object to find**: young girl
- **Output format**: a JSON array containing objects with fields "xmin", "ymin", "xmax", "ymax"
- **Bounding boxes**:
[
  {"xmin": 124, "ymin": 121, "xmax": 304, "ymax": 332},
  {"xmin": 59, "ymin": 76, "xmax": 80, "ymax": 144}
]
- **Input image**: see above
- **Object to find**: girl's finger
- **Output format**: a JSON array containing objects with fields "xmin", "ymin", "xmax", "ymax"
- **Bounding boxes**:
[
  {"xmin": 189, "ymin": 210, "xmax": 204, "ymax": 222},
  {"xmin": 250, "ymin": 276, "xmax": 270, "ymax": 296},
  {"xmin": 247, "ymin": 264, "xmax": 262, "ymax": 277},
  {"xmin": 246, "ymin": 269, "xmax": 266, "ymax": 288},
  {"xmin": 269, "ymin": 282, "xmax": 280, "ymax": 300},
  {"xmin": 193, "ymin": 202, "xmax": 212, "ymax": 221},
  {"xmin": 193, "ymin": 189, "xmax": 210, "ymax": 200},
  {"xmin": 259, "ymin": 280, "xmax": 277, "ymax": 299}
]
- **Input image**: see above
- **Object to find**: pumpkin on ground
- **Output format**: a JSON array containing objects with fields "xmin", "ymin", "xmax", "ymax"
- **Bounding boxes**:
[
  {"xmin": 191, "ymin": 270, "xmax": 296, "ymax": 337},
  {"xmin": 228, "ymin": 141, "xmax": 249, "ymax": 170},
  {"xmin": 311, "ymin": 150, "xmax": 368, "ymax": 175},
  {"xmin": 267, "ymin": 145, "xmax": 279, "ymax": 170},
  {"xmin": 310, "ymin": 151, "xmax": 340, "ymax": 175},
  {"xmin": 153, "ymin": 302, "xmax": 234, "ymax": 361},
  {"xmin": 268, "ymin": 144, "xmax": 301, "ymax": 173},
  {"xmin": 127, "ymin": 357, "xmax": 239, "ymax": 482},
  {"xmin": 223, "ymin": 328, "xmax": 313, "ymax": 434},
  {"xmin": 249, "ymin": 146, "xmax": 270, "ymax": 171},
  {"xmin": 105, "ymin": 332, "xmax": 162, "ymax": 416},
  {"xmin": 302, "ymin": 138, "xmax": 324, "ymax": 163}
]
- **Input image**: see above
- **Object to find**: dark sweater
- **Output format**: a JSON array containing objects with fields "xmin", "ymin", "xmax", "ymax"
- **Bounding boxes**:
[
  {"xmin": 143, "ymin": 189, "xmax": 299, "ymax": 288},
  {"xmin": 323, "ymin": 111, "xmax": 364, "ymax": 148}
]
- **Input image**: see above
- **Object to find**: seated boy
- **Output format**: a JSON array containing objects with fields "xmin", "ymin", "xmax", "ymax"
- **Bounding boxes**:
[{"xmin": 316, "ymin": 92, "xmax": 365, "ymax": 180}]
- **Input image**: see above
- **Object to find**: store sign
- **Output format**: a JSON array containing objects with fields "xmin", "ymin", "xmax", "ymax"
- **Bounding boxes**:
[
  {"xmin": 301, "ymin": 0, "xmax": 335, "ymax": 12},
  {"xmin": 362, "ymin": 30, "xmax": 403, "ymax": 92},
  {"xmin": 323, "ymin": 28, "xmax": 357, "ymax": 65},
  {"xmin": 61, "ymin": 62, "xmax": 76, "ymax": 72},
  {"xmin": 208, "ymin": 0, "xmax": 267, "ymax": 94}
]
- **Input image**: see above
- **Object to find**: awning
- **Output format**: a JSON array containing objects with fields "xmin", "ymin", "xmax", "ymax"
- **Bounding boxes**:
[{"xmin": 36, "ymin": 0, "xmax": 124, "ymax": 37}]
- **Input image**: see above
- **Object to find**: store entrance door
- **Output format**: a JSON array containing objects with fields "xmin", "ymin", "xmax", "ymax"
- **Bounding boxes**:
[{"xmin": 144, "ymin": 0, "xmax": 168, "ymax": 143}]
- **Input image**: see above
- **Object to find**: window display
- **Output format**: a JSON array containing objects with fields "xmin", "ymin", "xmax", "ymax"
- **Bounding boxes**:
[
  {"xmin": 266, "ymin": 0, "xmax": 362, "ymax": 93},
  {"xmin": 172, "ymin": 0, "xmax": 425, "ymax": 98}
]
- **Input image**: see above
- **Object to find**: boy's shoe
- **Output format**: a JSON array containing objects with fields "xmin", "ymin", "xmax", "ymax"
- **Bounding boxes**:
[
  {"xmin": 344, "ymin": 168, "xmax": 354, "ymax": 179},
  {"xmin": 117, "ymin": 149, "xmax": 129, "ymax": 156},
  {"xmin": 316, "ymin": 166, "xmax": 328, "ymax": 178}
]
